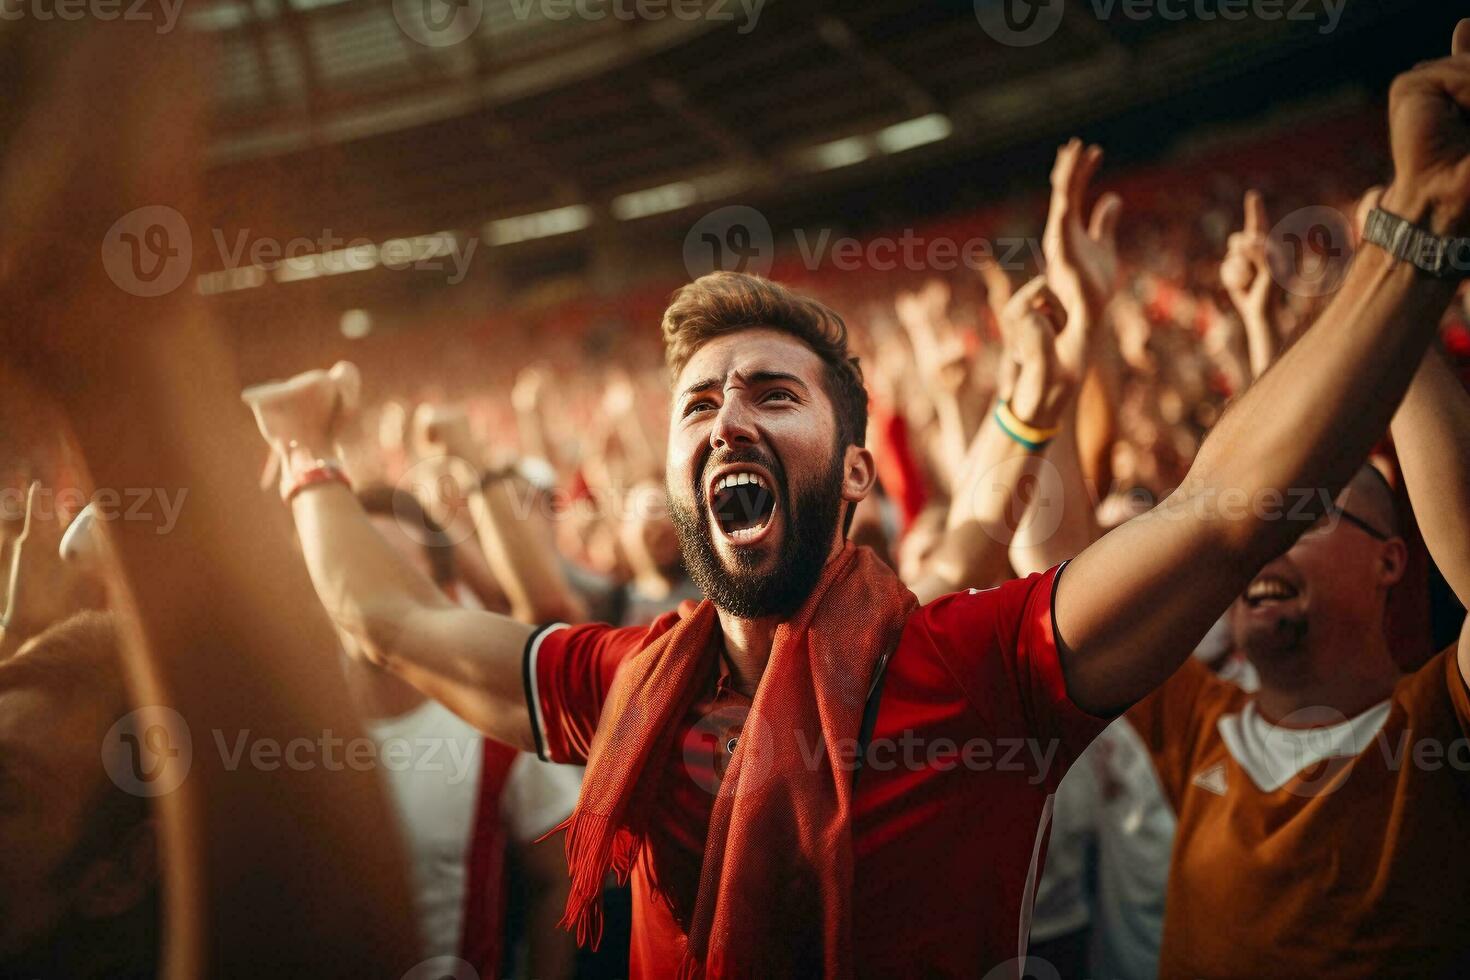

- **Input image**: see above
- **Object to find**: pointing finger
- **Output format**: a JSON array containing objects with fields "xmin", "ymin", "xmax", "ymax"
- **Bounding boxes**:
[{"xmin": 1244, "ymin": 190, "xmax": 1267, "ymax": 236}]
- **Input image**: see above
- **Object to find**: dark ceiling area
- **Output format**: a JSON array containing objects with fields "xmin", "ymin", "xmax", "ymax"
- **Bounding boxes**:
[{"xmin": 187, "ymin": 0, "xmax": 1456, "ymax": 315}]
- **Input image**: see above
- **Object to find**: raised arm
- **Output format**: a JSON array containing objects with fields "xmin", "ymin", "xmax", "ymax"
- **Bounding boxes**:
[
  {"xmin": 243, "ymin": 370, "xmax": 537, "ymax": 749},
  {"xmin": 412, "ymin": 403, "xmax": 588, "ymax": 624},
  {"xmin": 912, "ymin": 277, "xmax": 1083, "ymax": 602},
  {"xmin": 1, "ymin": 20, "xmax": 419, "ymax": 973},
  {"xmin": 1391, "ymin": 345, "xmax": 1470, "ymax": 685},
  {"xmin": 1392, "ymin": 347, "xmax": 1470, "ymax": 600},
  {"xmin": 0, "ymin": 482, "xmax": 76, "ymax": 661},
  {"xmin": 1055, "ymin": 20, "xmax": 1470, "ymax": 715},
  {"xmin": 1010, "ymin": 139, "xmax": 1120, "ymax": 574},
  {"xmin": 1220, "ymin": 190, "xmax": 1288, "ymax": 379}
]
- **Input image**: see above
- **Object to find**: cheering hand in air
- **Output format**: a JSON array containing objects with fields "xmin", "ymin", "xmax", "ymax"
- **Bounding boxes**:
[
  {"xmin": 1380, "ymin": 19, "xmax": 1470, "ymax": 234},
  {"xmin": 996, "ymin": 276, "xmax": 1079, "ymax": 432},
  {"xmin": 1043, "ymin": 139, "xmax": 1122, "ymax": 376},
  {"xmin": 243, "ymin": 361, "xmax": 362, "ymax": 458},
  {"xmin": 1, "ymin": 482, "xmax": 82, "ymax": 657},
  {"xmin": 1220, "ymin": 190, "xmax": 1287, "ymax": 378}
]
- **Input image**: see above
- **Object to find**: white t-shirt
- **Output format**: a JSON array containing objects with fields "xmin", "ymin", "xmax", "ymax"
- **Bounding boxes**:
[
  {"xmin": 369, "ymin": 700, "xmax": 582, "ymax": 957},
  {"xmin": 1030, "ymin": 719, "xmax": 1177, "ymax": 979},
  {"xmin": 1031, "ymin": 621, "xmax": 1259, "ymax": 979},
  {"xmin": 370, "ymin": 700, "xmax": 485, "ymax": 958}
]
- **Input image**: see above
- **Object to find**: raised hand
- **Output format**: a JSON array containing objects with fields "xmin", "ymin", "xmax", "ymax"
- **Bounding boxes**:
[
  {"xmin": 242, "ymin": 360, "xmax": 361, "ymax": 457},
  {"xmin": 896, "ymin": 278, "xmax": 969, "ymax": 393},
  {"xmin": 1380, "ymin": 19, "xmax": 1470, "ymax": 234},
  {"xmin": 413, "ymin": 402, "xmax": 479, "ymax": 462},
  {"xmin": 1220, "ymin": 190, "xmax": 1287, "ymax": 378},
  {"xmin": 1, "ymin": 482, "xmax": 78, "ymax": 649},
  {"xmin": 996, "ymin": 276, "xmax": 1074, "ymax": 431},
  {"xmin": 1221, "ymin": 191, "xmax": 1284, "ymax": 325},
  {"xmin": 511, "ymin": 366, "xmax": 547, "ymax": 415},
  {"xmin": 1043, "ymin": 138, "xmax": 1122, "ymax": 364}
]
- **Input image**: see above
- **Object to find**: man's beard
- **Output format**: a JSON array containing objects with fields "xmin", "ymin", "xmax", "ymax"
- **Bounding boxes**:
[{"xmin": 669, "ymin": 446, "xmax": 845, "ymax": 619}]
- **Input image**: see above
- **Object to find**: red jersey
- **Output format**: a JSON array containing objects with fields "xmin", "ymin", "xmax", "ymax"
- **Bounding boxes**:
[{"xmin": 523, "ymin": 565, "xmax": 1107, "ymax": 977}]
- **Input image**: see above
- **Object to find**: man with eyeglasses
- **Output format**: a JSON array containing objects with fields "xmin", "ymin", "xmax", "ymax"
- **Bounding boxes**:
[{"xmin": 1115, "ymin": 461, "xmax": 1470, "ymax": 978}]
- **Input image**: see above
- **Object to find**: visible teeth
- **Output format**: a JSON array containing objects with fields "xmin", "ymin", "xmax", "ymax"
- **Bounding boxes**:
[
  {"xmin": 1247, "ymin": 577, "xmax": 1296, "ymax": 600},
  {"xmin": 716, "ymin": 472, "xmax": 767, "ymax": 491}
]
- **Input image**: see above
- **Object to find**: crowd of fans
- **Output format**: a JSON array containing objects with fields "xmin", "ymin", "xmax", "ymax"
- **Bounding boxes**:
[{"xmin": 2, "ymin": 15, "xmax": 1470, "ymax": 980}]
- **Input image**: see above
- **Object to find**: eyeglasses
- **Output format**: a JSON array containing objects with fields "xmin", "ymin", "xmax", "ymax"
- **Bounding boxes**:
[{"xmin": 1302, "ymin": 505, "xmax": 1390, "ymax": 541}]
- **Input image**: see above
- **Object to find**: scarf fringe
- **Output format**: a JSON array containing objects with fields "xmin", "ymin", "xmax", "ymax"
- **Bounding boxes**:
[
  {"xmin": 558, "ymin": 811, "xmax": 642, "ymax": 951},
  {"xmin": 677, "ymin": 950, "xmax": 704, "ymax": 980}
]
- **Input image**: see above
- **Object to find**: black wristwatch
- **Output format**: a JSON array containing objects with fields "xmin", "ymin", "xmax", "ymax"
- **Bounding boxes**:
[{"xmin": 1361, "ymin": 207, "xmax": 1470, "ymax": 280}]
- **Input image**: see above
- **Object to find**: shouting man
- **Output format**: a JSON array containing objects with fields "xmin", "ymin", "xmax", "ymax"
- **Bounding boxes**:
[{"xmin": 244, "ymin": 22, "xmax": 1470, "ymax": 976}]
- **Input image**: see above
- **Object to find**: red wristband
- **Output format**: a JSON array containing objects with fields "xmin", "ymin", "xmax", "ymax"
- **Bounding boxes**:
[{"xmin": 283, "ymin": 458, "xmax": 351, "ymax": 503}]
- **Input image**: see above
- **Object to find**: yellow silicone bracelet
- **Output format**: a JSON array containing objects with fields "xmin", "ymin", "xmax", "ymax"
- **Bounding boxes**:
[{"xmin": 995, "ymin": 400, "xmax": 1061, "ymax": 445}]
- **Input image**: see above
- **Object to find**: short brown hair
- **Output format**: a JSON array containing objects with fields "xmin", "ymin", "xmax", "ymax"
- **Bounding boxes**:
[{"xmin": 662, "ymin": 272, "xmax": 868, "ymax": 450}]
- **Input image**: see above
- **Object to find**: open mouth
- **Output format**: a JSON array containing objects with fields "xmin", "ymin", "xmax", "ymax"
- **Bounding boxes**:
[
  {"xmin": 709, "ymin": 469, "xmax": 778, "ymax": 544},
  {"xmin": 1244, "ymin": 575, "xmax": 1300, "ymax": 608}
]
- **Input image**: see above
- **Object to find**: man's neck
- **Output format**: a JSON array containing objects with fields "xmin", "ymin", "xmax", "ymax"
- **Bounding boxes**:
[
  {"xmin": 1251, "ymin": 627, "xmax": 1401, "ymax": 725},
  {"xmin": 715, "ymin": 609, "xmax": 780, "ymax": 697},
  {"xmin": 710, "ymin": 535, "xmax": 850, "ymax": 697}
]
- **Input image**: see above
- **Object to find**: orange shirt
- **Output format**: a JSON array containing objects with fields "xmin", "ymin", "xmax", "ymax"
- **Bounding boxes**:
[{"xmin": 1128, "ymin": 649, "xmax": 1470, "ymax": 979}]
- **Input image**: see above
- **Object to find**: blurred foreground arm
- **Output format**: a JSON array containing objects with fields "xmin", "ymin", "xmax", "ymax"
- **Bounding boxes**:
[{"xmin": 0, "ymin": 20, "xmax": 419, "ymax": 974}]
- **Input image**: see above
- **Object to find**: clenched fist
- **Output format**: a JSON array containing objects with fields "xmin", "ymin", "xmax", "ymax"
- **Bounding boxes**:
[
  {"xmin": 242, "ymin": 361, "xmax": 361, "ymax": 457},
  {"xmin": 1381, "ymin": 19, "xmax": 1470, "ymax": 235}
]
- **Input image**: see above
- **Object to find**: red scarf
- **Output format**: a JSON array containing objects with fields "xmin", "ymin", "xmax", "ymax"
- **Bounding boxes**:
[{"xmin": 560, "ymin": 543, "xmax": 918, "ymax": 978}]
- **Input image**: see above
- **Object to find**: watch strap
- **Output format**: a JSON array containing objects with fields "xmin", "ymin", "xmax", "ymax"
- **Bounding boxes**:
[{"xmin": 1362, "ymin": 207, "xmax": 1470, "ymax": 279}]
